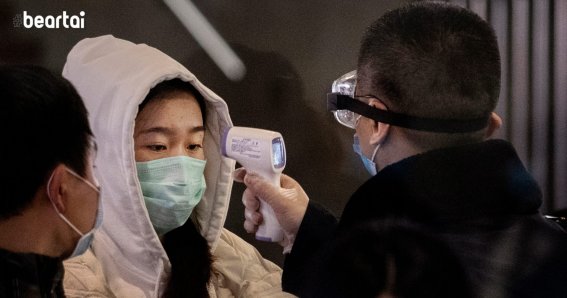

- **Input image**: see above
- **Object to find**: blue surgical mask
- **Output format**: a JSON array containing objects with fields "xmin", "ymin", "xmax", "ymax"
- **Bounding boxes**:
[
  {"xmin": 353, "ymin": 135, "xmax": 380, "ymax": 176},
  {"xmin": 136, "ymin": 156, "xmax": 207, "ymax": 236},
  {"xmin": 47, "ymin": 168, "xmax": 103, "ymax": 259}
]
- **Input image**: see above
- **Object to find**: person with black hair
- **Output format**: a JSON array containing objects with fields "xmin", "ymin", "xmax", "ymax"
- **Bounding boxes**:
[
  {"xmin": 62, "ymin": 35, "xmax": 291, "ymax": 297},
  {"xmin": 0, "ymin": 65, "xmax": 100, "ymax": 297},
  {"xmin": 237, "ymin": 2, "xmax": 567, "ymax": 297}
]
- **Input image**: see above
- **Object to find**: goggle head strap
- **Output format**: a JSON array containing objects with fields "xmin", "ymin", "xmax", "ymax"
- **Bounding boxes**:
[{"xmin": 327, "ymin": 93, "xmax": 489, "ymax": 133}]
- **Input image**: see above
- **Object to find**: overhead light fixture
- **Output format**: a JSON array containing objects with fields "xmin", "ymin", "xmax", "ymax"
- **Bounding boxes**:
[{"xmin": 164, "ymin": 0, "xmax": 246, "ymax": 81}]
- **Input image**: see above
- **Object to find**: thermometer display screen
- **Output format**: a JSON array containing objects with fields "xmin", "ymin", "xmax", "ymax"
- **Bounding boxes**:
[{"xmin": 272, "ymin": 137, "xmax": 286, "ymax": 169}]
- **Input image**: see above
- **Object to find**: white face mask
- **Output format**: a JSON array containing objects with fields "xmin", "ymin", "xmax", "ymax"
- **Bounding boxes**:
[{"xmin": 47, "ymin": 168, "xmax": 102, "ymax": 258}]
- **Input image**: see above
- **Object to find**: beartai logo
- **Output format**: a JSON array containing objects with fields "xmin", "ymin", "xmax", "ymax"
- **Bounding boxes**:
[{"xmin": 22, "ymin": 11, "xmax": 85, "ymax": 29}]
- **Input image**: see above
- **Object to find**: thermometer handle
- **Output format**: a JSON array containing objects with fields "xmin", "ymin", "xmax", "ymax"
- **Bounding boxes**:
[{"xmin": 255, "ymin": 172, "xmax": 284, "ymax": 242}]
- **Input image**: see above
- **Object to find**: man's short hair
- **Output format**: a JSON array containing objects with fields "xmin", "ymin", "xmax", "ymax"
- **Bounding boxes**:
[
  {"xmin": 0, "ymin": 65, "xmax": 92, "ymax": 219},
  {"xmin": 357, "ymin": 2, "xmax": 500, "ymax": 145}
]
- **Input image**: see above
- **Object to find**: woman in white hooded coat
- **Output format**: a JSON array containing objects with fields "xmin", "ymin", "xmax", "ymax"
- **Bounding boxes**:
[{"xmin": 61, "ymin": 35, "xmax": 291, "ymax": 298}]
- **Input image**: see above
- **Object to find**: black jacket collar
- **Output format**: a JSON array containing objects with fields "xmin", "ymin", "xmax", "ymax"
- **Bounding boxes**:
[
  {"xmin": 340, "ymin": 140, "xmax": 542, "ymax": 228},
  {"xmin": 0, "ymin": 247, "xmax": 64, "ymax": 297}
]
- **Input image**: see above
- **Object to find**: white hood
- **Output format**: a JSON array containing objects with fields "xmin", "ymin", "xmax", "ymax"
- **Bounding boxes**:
[{"xmin": 63, "ymin": 35, "xmax": 235, "ymax": 297}]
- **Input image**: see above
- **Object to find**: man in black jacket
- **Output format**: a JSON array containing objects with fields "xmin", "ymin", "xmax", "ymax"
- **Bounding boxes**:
[
  {"xmin": 236, "ymin": 2, "xmax": 567, "ymax": 297},
  {"xmin": 0, "ymin": 65, "xmax": 101, "ymax": 297}
]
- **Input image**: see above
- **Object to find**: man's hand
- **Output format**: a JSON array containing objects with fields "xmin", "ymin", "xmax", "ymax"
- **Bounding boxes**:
[{"xmin": 234, "ymin": 168, "xmax": 309, "ymax": 253}]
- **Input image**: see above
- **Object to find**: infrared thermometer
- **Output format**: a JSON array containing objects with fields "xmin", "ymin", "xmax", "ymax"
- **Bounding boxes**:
[{"xmin": 221, "ymin": 126, "xmax": 286, "ymax": 242}]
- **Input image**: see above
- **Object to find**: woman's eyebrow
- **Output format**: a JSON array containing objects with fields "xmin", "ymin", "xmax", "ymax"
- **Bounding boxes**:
[
  {"xmin": 189, "ymin": 126, "xmax": 205, "ymax": 133},
  {"xmin": 136, "ymin": 126, "xmax": 175, "ymax": 137},
  {"xmin": 137, "ymin": 125, "xmax": 205, "ymax": 137}
]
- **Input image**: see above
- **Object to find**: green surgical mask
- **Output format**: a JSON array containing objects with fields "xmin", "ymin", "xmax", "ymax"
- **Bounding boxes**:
[{"xmin": 136, "ymin": 156, "xmax": 207, "ymax": 236}]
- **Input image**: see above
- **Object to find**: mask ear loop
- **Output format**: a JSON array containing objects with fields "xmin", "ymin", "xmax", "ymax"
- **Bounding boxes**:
[
  {"xmin": 66, "ymin": 168, "xmax": 101, "ymax": 192},
  {"xmin": 370, "ymin": 143, "xmax": 381, "ymax": 162},
  {"xmin": 46, "ymin": 170, "xmax": 85, "ymax": 236},
  {"xmin": 355, "ymin": 102, "xmax": 381, "ymax": 163},
  {"xmin": 369, "ymin": 104, "xmax": 382, "ymax": 164}
]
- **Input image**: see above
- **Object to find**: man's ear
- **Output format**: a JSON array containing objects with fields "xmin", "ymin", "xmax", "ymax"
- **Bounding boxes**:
[
  {"xmin": 47, "ymin": 164, "xmax": 69, "ymax": 213},
  {"xmin": 368, "ymin": 98, "xmax": 390, "ymax": 145},
  {"xmin": 485, "ymin": 112, "xmax": 502, "ymax": 139}
]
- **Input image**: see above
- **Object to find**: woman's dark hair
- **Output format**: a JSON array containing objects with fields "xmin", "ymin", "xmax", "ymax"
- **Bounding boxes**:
[
  {"xmin": 138, "ymin": 79, "xmax": 213, "ymax": 298},
  {"xmin": 0, "ymin": 65, "xmax": 92, "ymax": 220},
  {"xmin": 162, "ymin": 221, "xmax": 214, "ymax": 298}
]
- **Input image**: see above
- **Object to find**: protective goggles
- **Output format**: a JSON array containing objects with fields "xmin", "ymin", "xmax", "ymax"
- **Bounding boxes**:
[{"xmin": 326, "ymin": 70, "xmax": 490, "ymax": 133}]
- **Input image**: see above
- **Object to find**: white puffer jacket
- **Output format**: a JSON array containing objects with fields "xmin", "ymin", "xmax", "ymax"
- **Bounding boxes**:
[{"xmin": 61, "ymin": 35, "xmax": 292, "ymax": 298}]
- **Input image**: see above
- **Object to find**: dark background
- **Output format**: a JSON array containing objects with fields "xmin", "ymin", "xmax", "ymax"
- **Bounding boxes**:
[{"xmin": 2, "ymin": 0, "xmax": 566, "ymax": 266}]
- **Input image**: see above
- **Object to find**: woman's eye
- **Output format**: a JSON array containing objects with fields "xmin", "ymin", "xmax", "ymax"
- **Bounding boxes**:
[
  {"xmin": 147, "ymin": 144, "xmax": 167, "ymax": 151},
  {"xmin": 188, "ymin": 144, "xmax": 203, "ymax": 151}
]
